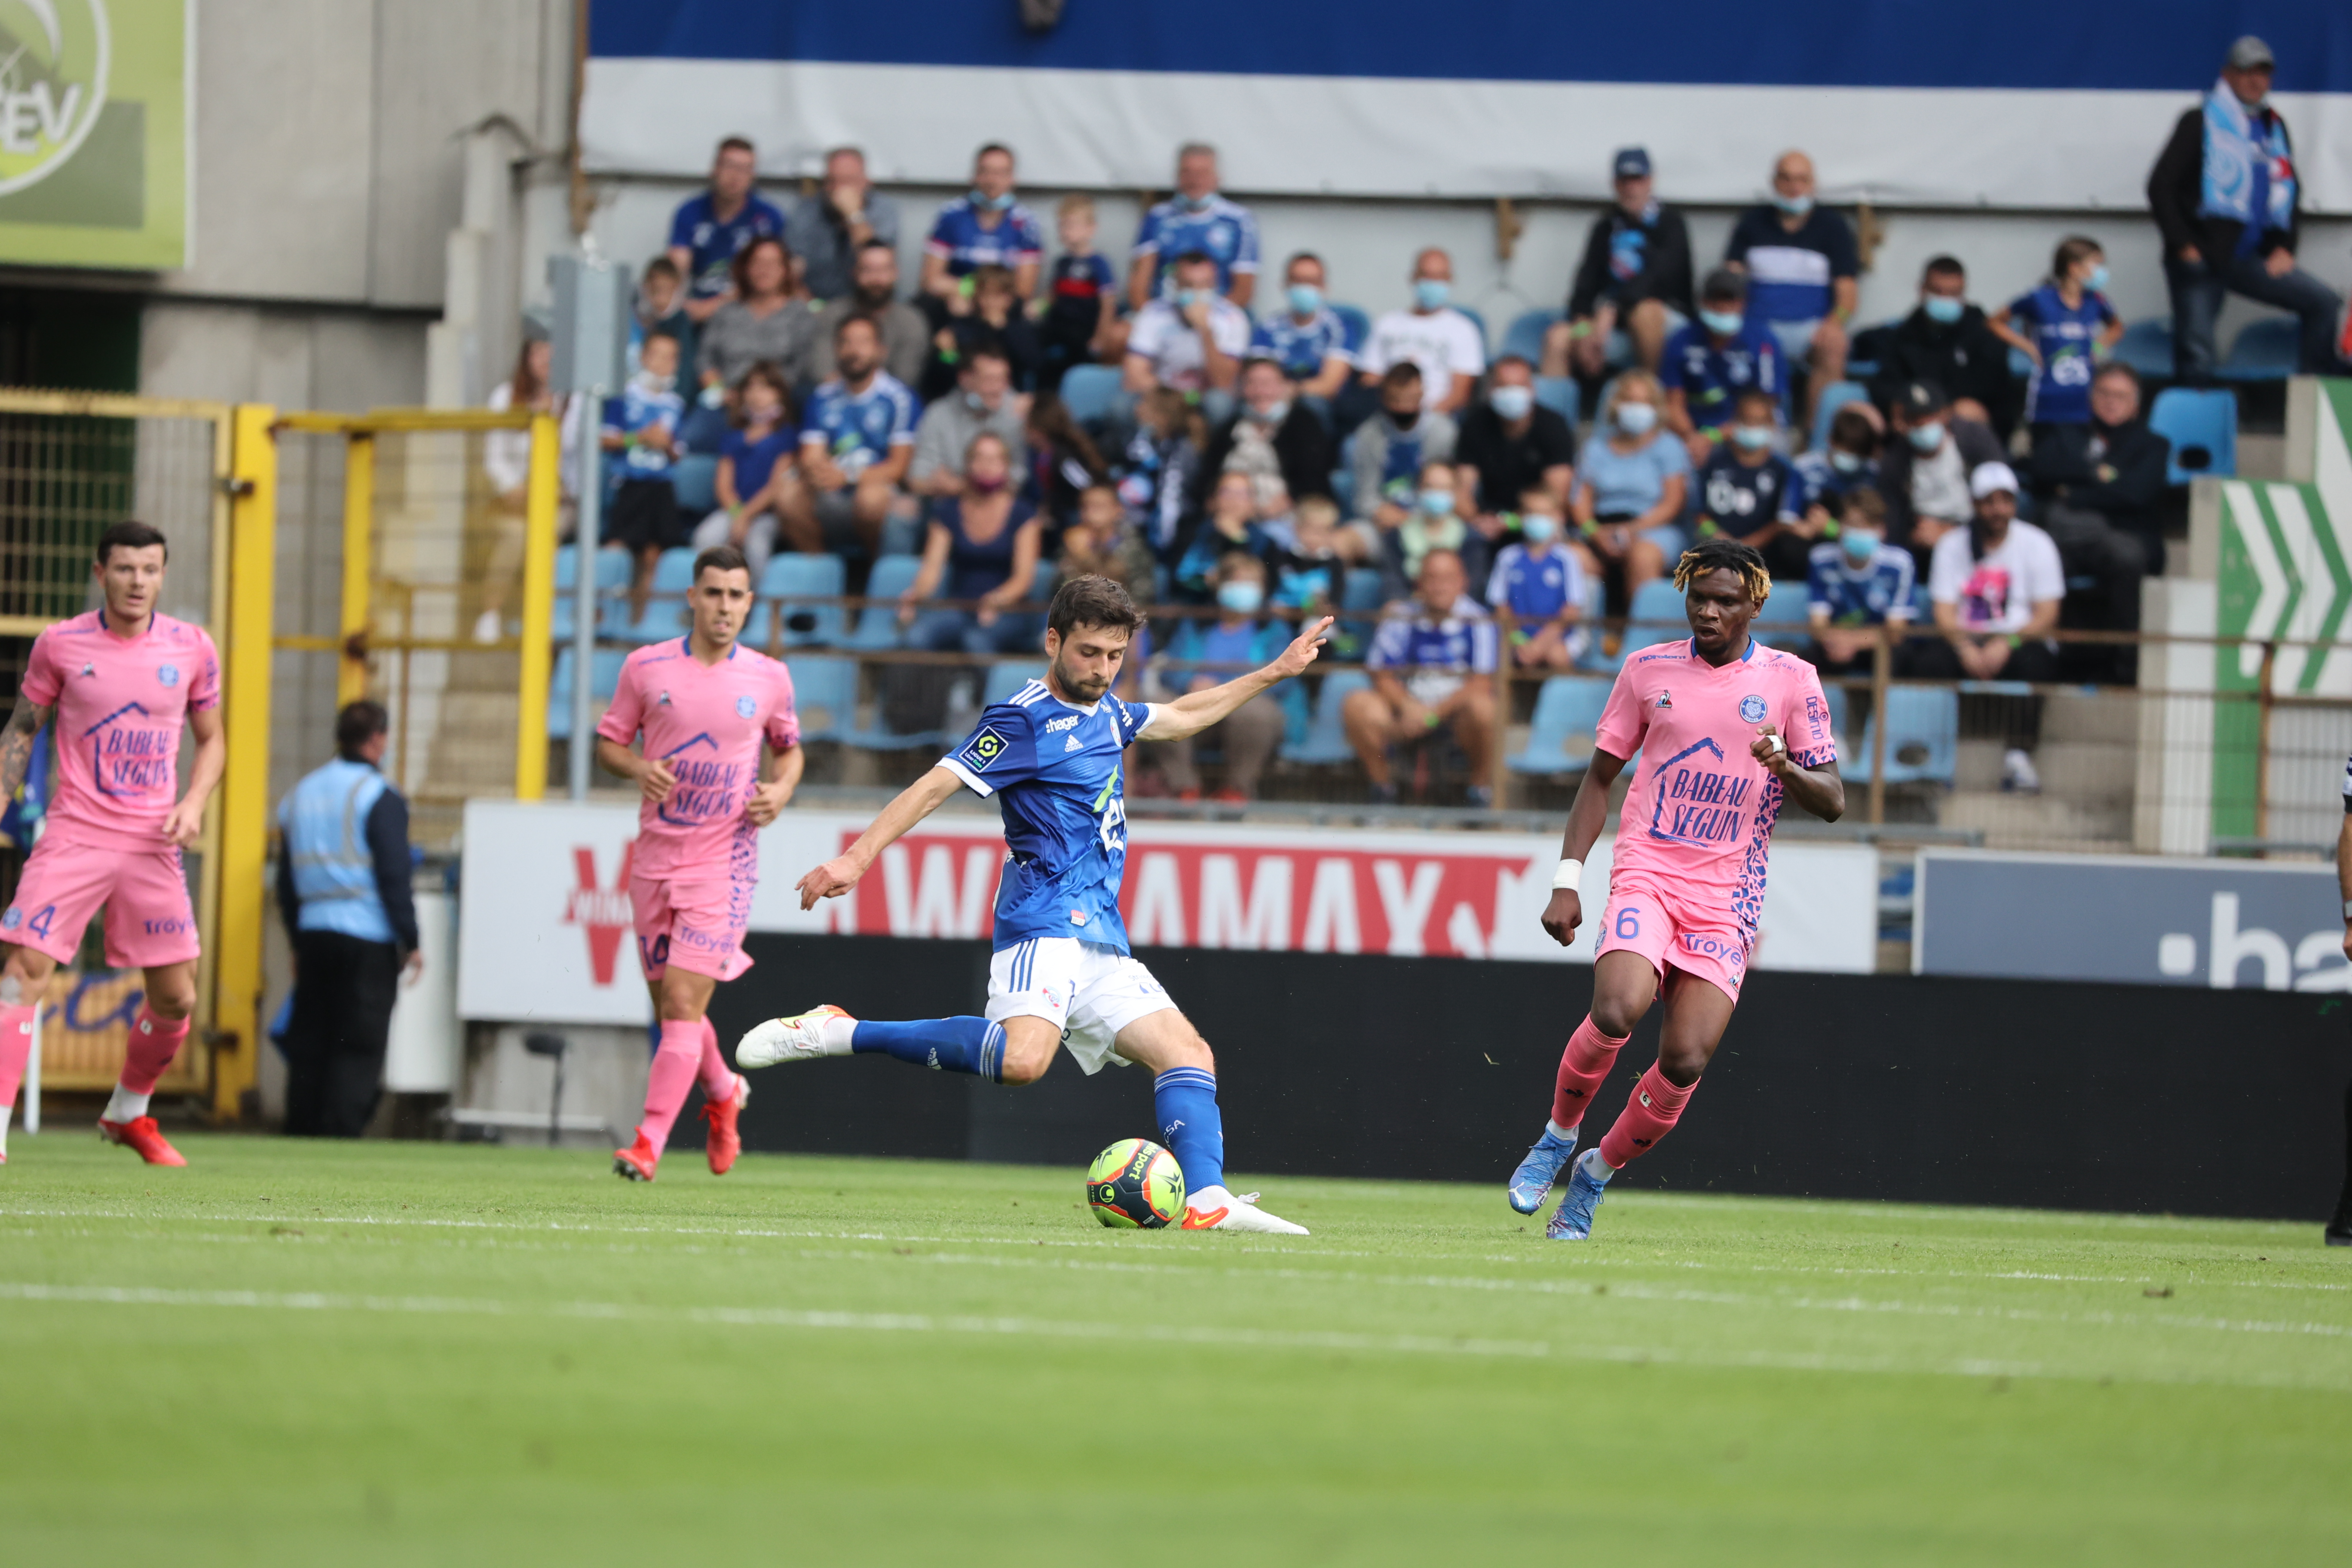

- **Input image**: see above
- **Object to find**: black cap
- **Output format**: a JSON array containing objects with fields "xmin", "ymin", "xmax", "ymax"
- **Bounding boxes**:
[
  {"xmin": 1898, "ymin": 380, "xmax": 1950, "ymax": 419},
  {"xmin": 1700, "ymin": 267, "xmax": 1746, "ymax": 304},
  {"xmin": 1613, "ymin": 147, "xmax": 1652, "ymax": 181}
]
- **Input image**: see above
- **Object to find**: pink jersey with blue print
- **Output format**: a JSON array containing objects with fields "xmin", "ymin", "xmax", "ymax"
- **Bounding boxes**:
[
  {"xmin": 19, "ymin": 610, "xmax": 221, "ymax": 850},
  {"xmin": 594, "ymin": 638, "xmax": 799, "ymax": 880},
  {"xmin": 1593, "ymin": 637, "xmax": 1834, "ymax": 939}
]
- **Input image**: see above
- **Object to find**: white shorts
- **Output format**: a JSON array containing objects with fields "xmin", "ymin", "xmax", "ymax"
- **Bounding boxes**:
[{"xmin": 985, "ymin": 937, "xmax": 1177, "ymax": 1075}]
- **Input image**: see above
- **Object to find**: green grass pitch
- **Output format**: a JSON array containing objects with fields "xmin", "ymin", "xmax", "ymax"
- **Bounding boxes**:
[{"xmin": 2, "ymin": 1134, "xmax": 2346, "ymax": 1565}]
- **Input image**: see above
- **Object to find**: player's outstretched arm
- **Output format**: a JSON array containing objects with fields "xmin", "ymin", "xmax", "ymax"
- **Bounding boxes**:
[
  {"xmin": 0, "ymin": 692, "xmax": 55, "ymax": 804},
  {"xmin": 796, "ymin": 765, "xmax": 963, "ymax": 909},
  {"xmin": 1539, "ymin": 748, "xmax": 1628, "ymax": 947},
  {"xmin": 162, "ymin": 704, "xmax": 227, "ymax": 847},
  {"xmin": 1750, "ymin": 724, "xmax": 1844, "ymax": 822},
  {"xmin": 1140, "ymin": 615, "xmax": 1334, "ymax": 742}
]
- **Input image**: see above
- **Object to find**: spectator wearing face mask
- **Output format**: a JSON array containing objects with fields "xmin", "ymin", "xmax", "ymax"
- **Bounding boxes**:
[
  {"xmin": 1122, "ymin": 251, "xmax": 1252, "ymax": 428},
  {"xmin": 897, "ymin": 432, "xmax": 1045, "ymax": 657},
  {"xmin": 1803, "ymin": 486, "xmax": 1915, "ymax": 679},
  {"xmin": 789, "ymin": 146, "xmax": 901, "ymax": 304},
  {"xmin": 1879, "ymin": 380, "xmax": 2003, "ymax": 560},
  {"xmin": 1724, "ymin": 150, "xmax": 1858, "ymax": 429},
  {"xmin": 1455, "ymin": 355, "xmax": 1577, "ymax": 527},
  {"xmin": 1128, "ymin": 142, "xmax": 1261, "ymax": 309},
  {"xmin": 1037, "ymin": 194, "xmax": 1118, "ymax": 393},
  {"xmin": 1792, "ymin": 404, "xmax": 1882, "ymax": 535},
  {"xmin": 1350, "ymin": 363, "xmax": 1458, "ymax": 561},
  {"xmin": 1488, "ymin": 485, "xmax": 1590, "ymax": 669},
  {"xmin": 1152, "ymin": 554, "xmax": 1290, "ymax": 804},
  {"xmin": 1250, "ymin": 251, "xmax": 1356, "ymax": 403},
  {"xmin": 1271, "ymin": 495, "xmax": 1348, "ymax": 618},
  {"xmin": 1544, "ymin": 146, "xmax": 1694, "ymax": 383},
  {"xmin": 1571, "ymin": 369, "xmax": 1690, "ymax": 618},
  {"xmin": 1359, "ymin": 248, "xmax": 1487, "ymax": 415},
  {"xmin": 1663, "ymin": 269, "xmax": 1785, "ymax": 467},
  {"xmin": 1199, "ymin": 356, "xmax": 1335, "ymax": 514},
  {"xmin": 1991, "ymin": 236, "xmax": 2125, "ymax": 443},
  {"xmin": 1695, "ymin": 388, "xmax": 1809, "ymax": 580},
  {"xmin": 921, "ymin": 143, "xmax": 1045, "ymax": 310},
  {"xmin": 811, "ymin": 241, "xmax": 931, "ymax": 389},
  {"xmin": 910, "ymin": 348, "xmax": 1029, "ymax": 500},
  {"xmin": 1388, "ymin": 459, "xmax": 1479, "ymax": 594},
  {"xmin": 1866, "ymin": 256, "xmax": 2017, "ymax": 438}
]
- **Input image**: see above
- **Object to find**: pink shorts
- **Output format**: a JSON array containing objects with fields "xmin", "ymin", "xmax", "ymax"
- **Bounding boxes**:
[
  {"xmin": 631, "ymin": 873, "xmax": 752, "ymax": 983},
  {"xmin": 1, "ymin": 835, "xmax": 201, "ymax": 970},
  {"xmin": 1593, "ymin": 878, "xmax": 1750, "ymax": 1004}
]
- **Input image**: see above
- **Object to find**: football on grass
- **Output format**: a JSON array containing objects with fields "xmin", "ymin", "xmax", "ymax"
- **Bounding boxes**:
[{"xmin": 1087, "ymin": 1138, "xmax": 1185, "ymax": 1228}]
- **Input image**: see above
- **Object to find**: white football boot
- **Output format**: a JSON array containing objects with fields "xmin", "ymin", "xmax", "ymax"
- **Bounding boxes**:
[
  {"xmin": 1181, "ymin": 1185, "xmax": 1309, "ymax": 1236},
  {"xmin": 735, "ymin": 1005, "xmax": 855, "ymax": 1069}
]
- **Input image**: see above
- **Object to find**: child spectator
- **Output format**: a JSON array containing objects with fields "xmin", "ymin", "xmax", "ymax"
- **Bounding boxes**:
[
  {"xmin": 924, "ymin": 263, "xmax": 1040, "ymax": 401},
  {"xmin": 1803, "ymin": 487, "xmax": 1914, "ymax": 678},
  {"xmin": 600, "ymin": 331, "xmax": 688, "ymax": 621},
  {"xmin": 1272, "ymin": 495, "xmax": 1347, "ymax": 616},
  {"xmin": 1038, "ymin": 194, "xmax": 1116, "ymax": 393},
  {"xmin": 630, "ymin": 256, "xmax": 692, "ymax": 380},
  {"xmin": 1487, "ymin": 485, "xmax": 1590, "ymax": 668},
  {"xmin": 1695, "ymin": 387, "xmax": 1807, "ymax": 579},
  {"xmin": 1058, "ymin": 482, "xmax": 1157, "ymax": 605},
  {"xmin": 1792, "ymin": 403, "xmax": 1883, "ymax": 533},
  {"xmin": 1991, "ymin": 236, "xmax": 2124, "ymax": 437},
  {"xmin": 1391, "ymin": 459, "xmax": 1478, "ymax": 593},
  {"xmin": 1173, "ymin": 469, "xmax": 1273, "ymax": 603},
  {"xmin": 1116, "ymin": 388, "xmax": 1206, "ymax": 560},
  {"xmin": 689, "ymin": 363, "xmax": 796, "ymax": 582}
]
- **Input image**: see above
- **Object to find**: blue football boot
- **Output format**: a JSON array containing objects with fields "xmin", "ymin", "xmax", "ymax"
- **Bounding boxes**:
[
  {"xmin": 1545, "ymin": 1154, "xmax": 1611, "ymax": 1241},
  {"xmin": 1507, "ymin": 1124, "xmax": 1579, "ymax": 1214}
]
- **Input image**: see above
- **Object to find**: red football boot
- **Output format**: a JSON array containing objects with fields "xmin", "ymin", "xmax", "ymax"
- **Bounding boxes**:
[
  {"xmin": 98, "ymin": 1116, "xmax": 187, "ymax": 1167},
  {"xmin": 612, "ymin": 1133, "xmax": 659, "ymax": 1182},
  {"xmin": 701, "ymin": 1078, "xmax": 747, "ymax": 1176}
]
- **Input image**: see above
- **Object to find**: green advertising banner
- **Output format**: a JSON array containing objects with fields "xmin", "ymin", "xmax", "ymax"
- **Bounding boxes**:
[{"xmin": 0, "ymin": 0, "xmax": 187, "ymax": 269}]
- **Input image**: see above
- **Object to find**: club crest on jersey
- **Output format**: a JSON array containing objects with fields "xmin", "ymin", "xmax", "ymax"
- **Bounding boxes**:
[
  {"xmin": 0, "ymin": 907, "xmax": 18, "ymax": 931},
  {"xmin": 735, "ymin": 695, "xmax": 756, "ymax": 718},
  {"xmin": 1654, "ymin": 690, "xmax": 1672, "ymax": 710},
  {"xmin": 1739, "ymin": 694, "xmax": 1767, "ymax": 723},
  {"xmin": 960, "ymin": 726, "xmax": 1008, "ymax": 770},
  {"xmin": 156, "ymin": 663, "xmax": 180, "ymax": 687}
]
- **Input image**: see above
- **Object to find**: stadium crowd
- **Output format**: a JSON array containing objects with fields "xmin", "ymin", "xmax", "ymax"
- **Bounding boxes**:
[{"xmin": 502, "ymin": 34, "xmax": 2349, "ymax": 804}]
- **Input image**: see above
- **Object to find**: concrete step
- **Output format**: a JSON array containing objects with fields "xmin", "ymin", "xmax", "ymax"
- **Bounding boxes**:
[
  {"xmin": 1938, "ymin": 788, "xmax": 2132, "ymax": 851},
  {"xmin": 2040, "ymin": 686, "xmax": 2138, "ymax": 746},
  {"xmin": 1954, "ymin": 737, "xmax": 2135, "ymax": 799}
]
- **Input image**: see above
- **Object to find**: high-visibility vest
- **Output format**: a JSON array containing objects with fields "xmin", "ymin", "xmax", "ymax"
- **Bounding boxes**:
[{"xmin": 277, "ymin": 758, "xmax": 395, "ymax": 945}]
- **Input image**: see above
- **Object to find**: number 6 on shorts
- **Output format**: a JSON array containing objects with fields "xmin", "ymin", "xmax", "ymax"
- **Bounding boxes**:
[{"xmin": 1615, "ymin": 907, "xmax": 1640, "ymax": 941}]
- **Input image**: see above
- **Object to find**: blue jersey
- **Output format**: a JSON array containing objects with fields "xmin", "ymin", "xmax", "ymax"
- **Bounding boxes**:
[
  {"xmin": 2007, "ymin": 284, "xmax": 2117, "ymax": 426},
  {"xmin": 1663, "ymin": 320, "xmax": 1784, "ymax": 433},
  {"xmin": 1250, "ymin": 306, "xmax": 1354, "ymax": 380},
  {"xmin": 1807, "ymin": 541, "xmax": 1917, "ymax": 627},
  {"xmin": 602, "ymin": 378, "xmax": 686, "ymax": 478},
  {"xmin": 1723, "ymin": 206, "xmax": 1859, "ymax": 326},
  {"xmin": 1485, "ymin": 542, "xmax": 1584, "ymax": 622},
  {"xmin": 799, "ymin": 371, "xmax": 920, "ymax": 480},
  {"xmin": 1696, "ymin": 450, "xmax": 1800, "ymax": 539},
  {"xmin": 667, "ymin": 191, "xmax": 788, "ymax": 301},
  {"xmin": 1790, "ymin": 450, "xmax": 1881, "ymax": 517},
  {"xmin": 925, "ymin": 197, "xmax": 1045, "ymax": 276},
  {"xmin": 939, "ymin": 681, "xmax": 1154, "ymax": 952},
  {"xmin": 1133, "ymin": 194, "xmax": 1261, "ymax": 297}
]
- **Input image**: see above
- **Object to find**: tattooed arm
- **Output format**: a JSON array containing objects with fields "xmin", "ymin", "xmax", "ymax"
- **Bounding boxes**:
[{"xmin": 0, "ymin": 692, "xmax": 53, "ymax": 805}]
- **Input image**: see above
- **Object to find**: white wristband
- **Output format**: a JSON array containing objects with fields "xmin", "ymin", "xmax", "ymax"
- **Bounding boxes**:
[{"xmin": 1551, "ymin": 858, "xmax": 1585, "ymax": 892}]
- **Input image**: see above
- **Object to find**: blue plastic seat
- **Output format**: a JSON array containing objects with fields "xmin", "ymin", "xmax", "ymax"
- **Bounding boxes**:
[
  {"xmin": 760, "ymin": 553, "xmax": 846, "ymax": 648},
  {"xmin": 1534, "ymin": 376, "xmax": 1580, "ymax": 428},
  {"xmin": 1059, "ymin": 364, "xmax": 1123, "ymax": 426},
  {"xmin": 1328, "ymin": 303, "xmax": 1372, "ymax": 358},
  {"xmin": 614, "ymin": 548, "xmax": 697, "ymax": 644},
  {"xmin": 1820, "ymin": 685, "xmax": 1851, "ymax": 762},
  {"xmin": 2110, "ymin": 318, "xmax": 2175, "ymax": 380},
  {"xmin": 670, "ymin": 453, "xmax": 720, "ymax": 516},
  {"xmin": 1846, "ymin": 686, "xmax": 1958, "ymax": 785},
  {"xmin": 1280, "ymin": 669, "xmax": 1371, "ymax": 765},
  {"xmin": 546, "ymin": 646, "xmax": 629, "ymax": 739},
  {"xmin": 2219, "ymin": 317, "xmax": 2299, "ymax": 383},
  {"xmin": 1807, "ymin": 380, "xmax": 1870, "ymax": 454},
  {"xmin": 2148, "ymin": 387, "xmax": 2238, "ymax": 484},
  {"xmin": 1752, "ymin": 587, "xmax": 1812, "ymax": 649},
  {"xmin": 846, "ymin": 554, "xmax": 924, "ymax": 651},
  {"xmin": 557, "ymin": 544, "xmax": 636, "ymax": 642},
  {"xmin": 983, "ymin": 661, "xmax": 1049, "ymax": 707},
  {"xmin": 1501, "ymin": 308, "xmax": 1559, "ymax": 367},
  {"xmin": 782, "ymin": 655, "xmax": 854, "ymax": 743},
  {"xmin": 1507, "ymin": 677, "xmax": 1611, "ymax": 777},
  {"xmin": 1451, "ymin": 304, "xmax": 1489, "ymax": 356},
  {"xmin": 1339, "ymin": 567, "xmax": 1387, "ymax": 646},
  {"xmin": 1627, "ymin": 578, "xmax": 1686, "ymax": 636}
]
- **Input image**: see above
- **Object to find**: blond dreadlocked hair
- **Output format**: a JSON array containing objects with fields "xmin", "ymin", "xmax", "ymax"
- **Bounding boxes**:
[{"xmin": 1671, "ymin": 536, "xmax": 1773, "ymax": 604}]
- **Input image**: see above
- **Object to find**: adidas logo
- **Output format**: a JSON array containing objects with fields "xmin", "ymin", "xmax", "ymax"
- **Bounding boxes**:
[{"xmin": 1064, "ymin": 734, "xmax": 1082, "ymax": 751}]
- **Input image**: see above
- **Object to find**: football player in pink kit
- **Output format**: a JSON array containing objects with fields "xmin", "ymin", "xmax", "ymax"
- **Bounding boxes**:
[
  {"xmin": 594, "ymin": 544, "xmax": 802, "ymax": 1182},
  {"xmin": 1507, "ymin": 537, "xmax": 1844, "ymax": 1239},
  {"xmin": 0, "ymin": 522, "xmax": 225, "ymax": 1166}
]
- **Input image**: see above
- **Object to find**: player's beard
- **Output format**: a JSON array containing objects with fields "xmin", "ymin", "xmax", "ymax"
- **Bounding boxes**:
[{"xmin": 1051, "ymin": 650, "xmax": 1110, "ymax": 704}]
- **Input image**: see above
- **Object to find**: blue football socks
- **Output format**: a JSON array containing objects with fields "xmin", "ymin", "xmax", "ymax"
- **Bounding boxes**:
[
  {"xmin": 1153, "ymin": 1067, "xmax": 1225, "ymax": 1196},
  {"xmin": 851, "ymin": 1017, "xmax": 1004, "ymax": 1082}
]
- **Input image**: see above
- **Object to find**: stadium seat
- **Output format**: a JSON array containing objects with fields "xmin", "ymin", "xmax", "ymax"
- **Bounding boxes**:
[
  {"xmin": 1820, "ymin": 685, "xmax": 1851, "ymax": 762},
  {"xmin": 1501, "ymin": 308, "xmax": 1559, "ymax": 367},
  {"xmin": 1534, "ymin": 376, "xmax": 1580, "ymax": 427},
  {"xmin": 782, "ymin": 655, "xmax": 854, "ymax": 743},
  {"xmin": 1340, "ymin": 567, "xmax": 1387, "ymax": 646},
  {"xmin": 1327, "ymin": 303, "xmax": 1371, "ymax": 358},
  {"xmin": 546, "ymin": 646, "xmax": 629, "ymax": 739},
  {"xmin": 1627, "ymin": 578, "xmax": 1686, "ymax": 637},
  {"xmin": 2006, "ymin": 345, "xmax": 2036, "ymax": 381},
  {"xmin": 2148, "ymin": 387, "xmax": 2237, "ymax": 484},
  {"xmin": 1807, "ymin": 380, "xmax": 1870, "ymax": 453},
  {"xmin": 1452, "ymin": 304, "xmax": 1489, "ymax": 356},
  {"xmin": 1846, "ymin": 685, "xmax": 1958, "ymax": 785},
  {"xmin": 2218, "ymin": 317, "xmax": 2298, "ymax": 382},
  {"xmin": 1752, "ymin": 587, "xmax": 1812, "ymax": 649},
  {"xmin": 2110, "ymin": 318, "xmax": 2174, "ymax": 380},
  {"xmin": 1059, "ymin": 364, "xmax": 1123, "ymax": 426},
  {"xmin": 760, "ymin": 552, "xmax": 846, "ymax": 648},
  {"xmin": 670, "ymin": 453, "xmax": 719, "ymax": 516},
  {"xmin": 847, "ymin": 554, "xmax": 924, "ymax": 650},
  {"xmin": 983, "ymin": 661, "xmax": 1048, "ymax": 706},
  {"xmin": 1280, "ymin": 668, "xmax": 1371, "ymax": 765},
  {"xmin": 1507, "ymin": 676, "xmax": 1610, "ymax": 777},
  {"xmin": 551, "ymin": 544, "xmax": 633, "ymax": 644},
  {"xmin": 614, "ymin": 548, "xmax": 697, "ymax": 644}
]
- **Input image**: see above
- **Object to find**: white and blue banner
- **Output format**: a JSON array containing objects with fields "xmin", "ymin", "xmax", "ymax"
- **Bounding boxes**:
[{"xmin": 583, "ymin": 2, "xmax": 2352, "ymax": 211}]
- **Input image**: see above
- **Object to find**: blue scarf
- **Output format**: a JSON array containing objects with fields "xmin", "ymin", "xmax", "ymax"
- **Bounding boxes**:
[{"xmin": 2198, "ymin": 77, "xmax": 2296, "ymax": 256}]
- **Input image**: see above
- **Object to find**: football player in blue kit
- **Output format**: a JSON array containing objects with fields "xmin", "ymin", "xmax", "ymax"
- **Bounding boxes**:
[{"xmin": 739, "ymin": 576, "xmax": 1333, "ymax": 1235}]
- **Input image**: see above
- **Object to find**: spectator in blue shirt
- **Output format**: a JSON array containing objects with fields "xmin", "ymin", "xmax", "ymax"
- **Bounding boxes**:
[
  {"xmin": 1663, "ymin": 268, "xmax": 1785, "ymax": 466},
  {"xmin": 1038, "ymin": 194, "xmax": 1117, "ymax": 393},
  {"xmin": 1486, "ymin": 486, "xmax": 1589, "ymax": 669},
  {"xmin": 1571, "ymin": 369, "xmax": 1690, "ymax": 618},
  {"xmin": 1792, "ymin": 403, "xmax": 1883, "ymax": 533},
  {"xmin": 788, "ymin": 146, "xmax": 900, "ymax": 304},
  {"xmin": 782, "ymin": 315, "xmax": 919, "ymax": 555},
  {"xmin": 1696, "ymin": 388, "xmax": 1810, "ymax": 580},
  {"xmin": 1152, "ymin": 554, "xmax": 1291, "ymax": 802},
  {"xmin": 1344, "ymin": 548, "xmax": 1500, "ymax": 807},
  {"xmin": 1127, "ymin": 142, "xmax": 1261, "ymax": 310},
  {"xmin": 665, "ymin": 137, "xmax": 787, "ymax": 327},
  {"xmin": 1724, "ymin": 150, "xmax": 1858, "ymax": 428},
  {"xmin": 1249, "ymin": 252, "xmax": 1355, "ymax": 401},
  {"xmin": 1803, "ymin": 486, "xmax": 1915, "ymax": 679},
  {"xmin": 921, "ymin": 143, "xmax": 1045, "ymax": 307},
  {"xmin": 600, "ymin": 331, "xmax": 688, "ymax": 621},
  {"xmin": 688, "ymin": 363, "xmax": 797, "ymax": 582},
  {"xmin": 1991, "ymin": 236, "xmax": 2125, "ymax": 434}
]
